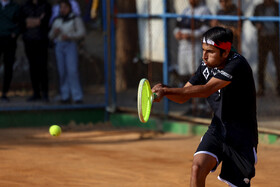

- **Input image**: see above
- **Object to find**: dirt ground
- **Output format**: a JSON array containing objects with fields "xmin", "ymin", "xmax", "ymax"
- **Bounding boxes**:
[{"xmin": 0, "ymin": 125, "xmax": 279, "ymax": 187}]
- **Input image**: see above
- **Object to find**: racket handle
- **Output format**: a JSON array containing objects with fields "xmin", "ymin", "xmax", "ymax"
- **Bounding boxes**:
[{"xmin": 153, "ymin": 92, "xmax": 157, "ymax": 99}]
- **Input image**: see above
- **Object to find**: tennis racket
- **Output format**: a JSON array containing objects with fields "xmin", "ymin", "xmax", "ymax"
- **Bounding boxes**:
[{"xmin": 137, "ymin": 78, "xmax": 157, "ymax": 123}]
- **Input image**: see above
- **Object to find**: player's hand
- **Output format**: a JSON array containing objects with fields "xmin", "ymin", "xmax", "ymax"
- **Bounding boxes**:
[{"xmin": 152, "ymin": 83, "xmax": 166, "ymax": 102}]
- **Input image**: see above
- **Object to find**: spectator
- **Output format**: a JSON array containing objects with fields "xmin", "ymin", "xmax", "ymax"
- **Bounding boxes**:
[
  {"xmin": 211, "ymin": 0, "xmax": 241, "ymax": 49},
  {"xmin": 0, "ymin": 0, "xmax": 20, "ymax": 102},
  {"xmin": 49, "ymin": 0, "xmax": 80, "ymax": 102},
  {"xmin": 172, "ymin": 0, "xmax": 211, "ymax": 86},
  {"xmin": 20, "ymin": 0, "xmax": 52, "ymax": 102},
  {"xmin": 49, "ymin": 0, "xmax": 85, "ymax": 104},
  {"xmin": 49, "ymin": 0, "xmax": 80, "ymax": 25},
  {"xmin": 252, "ymin": 0, "xmax": 280, "ymax": 96}
]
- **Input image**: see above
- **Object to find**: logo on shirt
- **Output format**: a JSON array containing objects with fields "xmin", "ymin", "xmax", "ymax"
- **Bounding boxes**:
[
  {"xmin": 203, "ymin": 68, "xmax": 209, "ymax": 79},
  {"xmin": 211, "ymin": 68, "xmax": 218, "ymax": 76},
  {"xmin": 244, "ymin": 178, "xmax": 250, "ymax": 184},
  {"xmin": 220, "ymin": 70, "xmax": 233, "ymax": 80}
]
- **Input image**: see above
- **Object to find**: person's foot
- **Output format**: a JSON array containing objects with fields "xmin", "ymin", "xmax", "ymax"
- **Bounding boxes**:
[
  {"xmin": 27, "ymin": 95, "xmax": 41, "ymax": 102},
  {"xmin": 1, "ymin": 95, "xmax": 10, "ymax": 102}
]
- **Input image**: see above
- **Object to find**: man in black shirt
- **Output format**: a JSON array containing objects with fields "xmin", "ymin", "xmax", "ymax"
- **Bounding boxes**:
[
  {"xmin": 0, "ymin": 0, "xmax": 20, "ymax": 102},
  {"xmin": 152, "ymin": 27, "xmax": 258, "ymax": 187},
  {"xmin": 252, "ymin": 0, "xmax": 280, "ymax": 96},
  {"xmin": 20, "ymin": 0, "xmax": 52, "ymax": 102}
]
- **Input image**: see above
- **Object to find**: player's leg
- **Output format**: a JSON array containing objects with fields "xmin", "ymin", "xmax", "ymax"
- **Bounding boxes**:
[
  {"xmin": 190, "ymin": 153, "xmax": 217, "ymax": 187},
  {"xmin": 191, "ymin": 131, "xmax": 223, "ymax": 187},
  {"xmin": 219, "ymin": 145, "xmax": 257, "ymax": 187}
]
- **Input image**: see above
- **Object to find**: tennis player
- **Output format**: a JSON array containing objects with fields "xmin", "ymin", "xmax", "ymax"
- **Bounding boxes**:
[{"xmin": 152, "ymin": 26, "xmax": 258, "ymax": 187}]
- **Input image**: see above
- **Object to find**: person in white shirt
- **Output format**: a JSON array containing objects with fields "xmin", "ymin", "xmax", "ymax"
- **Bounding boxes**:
[
  {"xmin": 49, "ymin": 0, "xmax": 85, "ymax": 104},
  {"xmin": 173, "ymin": 0, "xmax": 211, "ymax": 84},
  {"xmin": 49, "ymin": 0, "xmax": 80, "ymax": 25}
]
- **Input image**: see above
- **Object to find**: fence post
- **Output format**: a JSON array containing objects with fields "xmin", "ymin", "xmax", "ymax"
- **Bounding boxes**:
[
  {"xmin": 163, "ymin": 0, "xmax": 169, "ymax": 115},
  {"xmin": 110, "ymin": 0, "xmax": 117, "ymax": 112},
  {"xmin": 102, "ymin": 0, "xmax": 109, "ymax": 120}
]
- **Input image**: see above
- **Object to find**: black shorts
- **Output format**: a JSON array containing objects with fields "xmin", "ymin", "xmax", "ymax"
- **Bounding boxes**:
[{"xmin": 195, "ymin": 131, "xmax": 257, "ymax": 187}]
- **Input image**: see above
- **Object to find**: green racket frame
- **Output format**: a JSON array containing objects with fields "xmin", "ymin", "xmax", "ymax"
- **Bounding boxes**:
[{"xmin": 137, "ymin": 78, "xmax": 155, "ymax": 123}]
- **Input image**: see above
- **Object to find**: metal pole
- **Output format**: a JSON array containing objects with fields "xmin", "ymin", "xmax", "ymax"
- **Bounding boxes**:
[
  {"xmin": 278, "ymin": 0, "xmax": 280, "ymax": 97},
  {"xmin": 163, "ymin": 0, "xmax": 169, "ymax": 115},
  {"xmin": 110, "ymin": 0, "xmax": 116, "ymax": 111},
  {"xmin": 237, "ymin": 0, "xmax": 242, "ymax": 53},
  {"xmin": 102, "ymin": 0, "xmax": 109, "ymax": 120},
  {"xmin": 191, "ymin": 6, "xmax": 197, "ymax": 115},
  {"xmin": 148, "ymin": 0, "xmax": 153, "ymax": 82}
]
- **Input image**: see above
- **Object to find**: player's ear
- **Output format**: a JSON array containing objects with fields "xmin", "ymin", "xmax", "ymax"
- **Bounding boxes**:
[{"xmin": 222, "ymin": 49, "xmax": 230, "ymax": 59}]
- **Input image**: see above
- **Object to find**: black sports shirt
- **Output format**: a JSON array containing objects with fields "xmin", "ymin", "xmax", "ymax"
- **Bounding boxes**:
[{"xmin": 189, "ymin": 52, "xmax": 258, "ymax": 148}]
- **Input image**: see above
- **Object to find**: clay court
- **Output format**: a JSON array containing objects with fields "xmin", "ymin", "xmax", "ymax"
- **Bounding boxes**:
[{"xmin": 0, "ymin": 124, "xmax": 279, "ymax": 187}]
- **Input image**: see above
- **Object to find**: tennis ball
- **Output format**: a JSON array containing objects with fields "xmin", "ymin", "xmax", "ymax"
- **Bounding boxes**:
[{"xmin": 49, "ymin": 125, "xmax": 61, "ymax": 136}]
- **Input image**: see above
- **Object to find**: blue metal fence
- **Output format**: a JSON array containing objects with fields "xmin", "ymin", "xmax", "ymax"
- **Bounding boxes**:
[{"xmin": 105, "ymin": 0, "xmax": 280, "ymax": 115}]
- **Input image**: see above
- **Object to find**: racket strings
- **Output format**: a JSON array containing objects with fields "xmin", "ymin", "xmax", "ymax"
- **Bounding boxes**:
[{"xmin": 142, "ymin": 82, "xmax": 152, "ymax": 122}]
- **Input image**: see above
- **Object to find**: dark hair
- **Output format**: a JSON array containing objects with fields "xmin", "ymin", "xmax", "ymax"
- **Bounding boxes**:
[
  {"xmin": 203, "ymin": 26, "xmax": 233, "ymax": 45},
  {"xmin": 59, "ymin": 0, "xmax": 72, "ymax": 11},
  {"xmin": 202, "ymin": 26, "xmax": 233, "ymax": 54}
]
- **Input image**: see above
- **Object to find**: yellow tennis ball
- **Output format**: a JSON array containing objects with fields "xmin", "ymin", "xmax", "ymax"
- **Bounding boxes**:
[{"xmin": 49, "ymin": 125, "xmax": 61, "ymax": 136}]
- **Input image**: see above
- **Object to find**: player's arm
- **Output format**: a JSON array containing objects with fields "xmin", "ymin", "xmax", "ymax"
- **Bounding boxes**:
[{"xmin": 152, "ymin": 77, "xmax": 230, "ymax": 104}]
